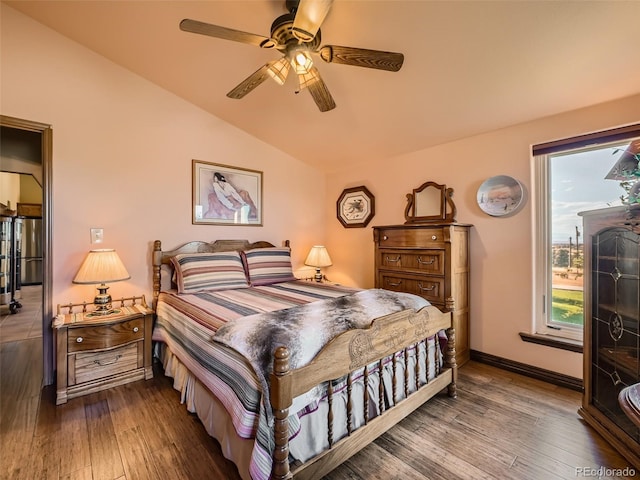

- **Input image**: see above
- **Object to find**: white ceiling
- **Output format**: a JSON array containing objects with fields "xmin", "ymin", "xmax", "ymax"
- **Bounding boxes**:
[{"xmin": 5, "ymin": 0, "xmax": 640, "ymax": 173}]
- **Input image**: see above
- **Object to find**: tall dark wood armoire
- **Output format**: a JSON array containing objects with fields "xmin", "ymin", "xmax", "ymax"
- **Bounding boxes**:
[{"xmin": 579, "ymin": 205, "xmax": 640, "ymax": 467}]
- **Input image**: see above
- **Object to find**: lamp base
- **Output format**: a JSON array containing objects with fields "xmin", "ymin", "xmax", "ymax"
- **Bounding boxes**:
[
  {"xmin": 314, "ymin": 268, "xmax": 323, "ymax": 282},
  {"xmin": 93, "ymin": 283, "xmax": 113, "ymax": 314}
]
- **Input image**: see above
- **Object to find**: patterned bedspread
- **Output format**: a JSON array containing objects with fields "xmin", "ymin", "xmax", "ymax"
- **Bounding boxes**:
[
  {"xmin": 153, "ymin": 281, "xmax": 436, "ymax": 480},
  {"xmin": 152, "ymin": 281, "xmax": 359, "ymax": 478}
]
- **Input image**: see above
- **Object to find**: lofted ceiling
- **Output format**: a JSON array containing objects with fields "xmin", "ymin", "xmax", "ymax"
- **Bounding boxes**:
[{"xmin": 5, "ymin": 0, "xmax": 640, "ymax": 173}]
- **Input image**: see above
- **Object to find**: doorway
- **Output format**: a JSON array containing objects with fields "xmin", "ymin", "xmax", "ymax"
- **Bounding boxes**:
[{"xmin": 0, "ymin": 115, "xmax": 53, "ymax": 386}]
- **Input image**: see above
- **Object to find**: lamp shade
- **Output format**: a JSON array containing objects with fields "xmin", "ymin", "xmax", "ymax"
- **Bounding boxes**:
[
  {"xmin": 304, "ymin": 246, "xmax": 332, "ymax": 268},
  {"xmin": 73, "ymin": 249, "xmax": 130, "ymax": 284}
]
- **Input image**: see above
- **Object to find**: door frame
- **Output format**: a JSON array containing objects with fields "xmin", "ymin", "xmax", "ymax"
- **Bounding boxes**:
[{"xmin": 1, "ymin": 114, "xmax": 54, "ymax": 385}]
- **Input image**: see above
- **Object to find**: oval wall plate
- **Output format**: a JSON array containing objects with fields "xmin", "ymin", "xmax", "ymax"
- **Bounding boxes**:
[{"xmin": 477, "ymin": 175, "xmax": 524, "ymax": 217}]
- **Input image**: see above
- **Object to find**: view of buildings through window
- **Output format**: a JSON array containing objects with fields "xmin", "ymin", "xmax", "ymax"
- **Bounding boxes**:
[{"xmin": 550, "ymin": 139, "xmax": 639, "ymax": 328}]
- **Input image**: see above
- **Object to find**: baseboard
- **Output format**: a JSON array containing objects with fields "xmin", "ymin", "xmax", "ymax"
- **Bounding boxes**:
[{"xmin": 470, "ymin": 350, "xmax": 583, "ymax": 392}]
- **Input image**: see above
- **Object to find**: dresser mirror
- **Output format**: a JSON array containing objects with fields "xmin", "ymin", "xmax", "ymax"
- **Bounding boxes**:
[{"xmin": 404, "ymin": 181, "xmax": 457, "ymax": 224}]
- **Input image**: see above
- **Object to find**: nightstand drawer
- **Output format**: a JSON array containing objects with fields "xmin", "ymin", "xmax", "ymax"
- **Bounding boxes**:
[
  {"xmin": 68, "ymin": 317, "xmax": 144, "ymax": 352},
  {"xmin": 378, "ymin": 249, "xmax": 444, "ymax": 275},
  {"xmin": 378, "ymin": 272, "xmax": 445, "ymax": 304},
  {"xmin": 73, "ymin": 343, "xmax": 139, "ymax": 385}
]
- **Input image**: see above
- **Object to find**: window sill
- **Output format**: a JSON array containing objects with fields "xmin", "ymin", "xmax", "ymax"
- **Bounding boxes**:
[{"xmin": 519, "ymin": 332, "xmax": 583, "ymax": 353}]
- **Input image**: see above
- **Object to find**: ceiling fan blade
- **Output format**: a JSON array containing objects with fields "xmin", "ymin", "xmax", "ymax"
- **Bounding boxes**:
[
  {"xmin": 180, "ymin": 19, "xmax": 278, "ymax": 49},
  {"xmin": 318, "ymin": 45, "xmax": 404, "ymax": 72},
  {"xmin": 292, "ymin": 0, "xmax": 334, "ymax": 42},
  {"xmin": 227, "ymin": 60, "xmax": 281, "ymax": 99},
  {"xmin": 298, "ymin": 67, "xmax": 336, "ymax": 112}
]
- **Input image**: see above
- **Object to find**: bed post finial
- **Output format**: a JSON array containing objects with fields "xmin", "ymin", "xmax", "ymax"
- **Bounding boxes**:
[{"xmin": 271, "ymin": 346, "xmax": 292, "ymax": 479}]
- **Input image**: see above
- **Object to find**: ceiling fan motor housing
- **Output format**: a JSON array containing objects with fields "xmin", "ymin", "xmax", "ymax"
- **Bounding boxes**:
[{"xmin": 270, "ymin": 12, "xmax": 321, "ymax": 52}]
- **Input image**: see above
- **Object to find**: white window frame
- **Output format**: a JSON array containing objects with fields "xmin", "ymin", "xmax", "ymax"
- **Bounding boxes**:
[
  {"xmin": 532, "ymin": 125, "xmax": 640, "ymax": 343},
  {"xmin": 532, "ymin": 152, "xmax": 583, "ymax": 342}
]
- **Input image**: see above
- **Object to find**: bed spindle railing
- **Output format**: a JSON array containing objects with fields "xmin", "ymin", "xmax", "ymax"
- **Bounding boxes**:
[
  {"xmin": 271, "ymin": 346, "xmax": 293, "ymax": 480},
  {"xmin": 391, "ymin": 353, "xmax": 397, "ymax": 406},
  {"xmin": 363, "ymin": 366, "xmax": 369, "ymax": 426},
  {"xmin": 435, "ymin": 335, "xmax": 441, "ymax": 377},
  {"xmin": 415, "ymin": 341, "xmax": 422, "ymax": 390},
  {"xmin": 426, "ymin": 339, "xmax": 432, "ymax": 384},
  {"xmin": 403, "ymin": 347, "xmax": 410, "ymax": 398},
  {"xmin": 327, "ymin": 379, "xmax": 334, "ymax": 448},
  {"xmin": 346, "ymin": 373, "xmax": 353, "ymax": 435},
  {"xmin": 378, "ymin": 359, "xmax": 385, "ymax": 414}
]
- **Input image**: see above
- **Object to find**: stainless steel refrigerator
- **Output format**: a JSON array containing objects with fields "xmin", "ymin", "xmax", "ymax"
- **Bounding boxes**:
[{"xmin": 20, "ymin": 216, "xmax": 42, "ymax": 285}]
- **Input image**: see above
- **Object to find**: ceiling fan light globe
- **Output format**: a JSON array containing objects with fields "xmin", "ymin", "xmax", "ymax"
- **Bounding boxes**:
[
  {"xmin": 266, "ymin": 57, "xmax": 291, "ymax": 85},
  {"xmin": 291, "ymin": 50, "xmax": 313, "ymax": 75}
]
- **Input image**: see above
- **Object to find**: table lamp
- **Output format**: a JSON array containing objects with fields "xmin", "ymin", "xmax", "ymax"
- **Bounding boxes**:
[
  {"xmin": 73, "ymin": 249, "xmax": 130, "ymax": 315},
  {"xmin": 304, "ymin": 245, "xmax": 332, "ymax": 282}
]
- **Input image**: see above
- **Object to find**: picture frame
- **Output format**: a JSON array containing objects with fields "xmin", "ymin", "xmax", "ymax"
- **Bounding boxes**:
[
  {"xmin": 336, "ymin": 186, "xmax": 375, "ymax": 228},
  {"xmin": 192, "ymin": 160, "xmax": 263, "ymax": 226}
]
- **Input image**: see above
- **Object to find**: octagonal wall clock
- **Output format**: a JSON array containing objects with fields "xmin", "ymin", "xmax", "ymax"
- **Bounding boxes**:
[{"xmin": 336, "ymin": 186, "xmax": 376, "ymax": 228}]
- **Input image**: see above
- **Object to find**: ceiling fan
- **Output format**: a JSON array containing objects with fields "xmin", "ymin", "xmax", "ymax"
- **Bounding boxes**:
[{"xmin": 179, "ymin": 0, "xmax": 404, "ymax": 112}]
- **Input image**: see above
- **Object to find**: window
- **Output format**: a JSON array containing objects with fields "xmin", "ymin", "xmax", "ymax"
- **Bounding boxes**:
[{"xmin": 533, "ymin": 125, "xmax": 640, "ymax": 342}]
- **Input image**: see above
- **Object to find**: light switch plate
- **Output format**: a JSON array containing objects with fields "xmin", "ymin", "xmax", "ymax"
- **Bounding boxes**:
[{"xmin": 90, "ymin": 228, "xmax": 103, "ymax": 244}]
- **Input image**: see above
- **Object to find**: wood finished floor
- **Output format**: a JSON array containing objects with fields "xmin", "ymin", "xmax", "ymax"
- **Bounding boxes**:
[{"xmin": 0, "ymin": 291, "xmax": 636, "ymax": 479}]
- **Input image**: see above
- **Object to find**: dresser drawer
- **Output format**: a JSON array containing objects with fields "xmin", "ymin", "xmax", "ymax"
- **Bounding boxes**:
[
  {"xmin": 378, "ymin": 249, "xmax": 444, "ymax": 275},
  {"xmin": 72, "ymin": 343, "xmax": 139, "ymax": 385},
  {"xmin": 68, "ymin": 317, "xmax": 144, "ymax": 353},
  {"xmin": 378, "ymin": 272, "xmax": 445, "ymax": 304},
  {"xmin": 376, "ymin": 227, "xmax": 446, "ymax": 248}
]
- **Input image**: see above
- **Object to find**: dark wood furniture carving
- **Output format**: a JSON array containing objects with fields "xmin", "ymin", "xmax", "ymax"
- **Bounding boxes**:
[{"xmin": 579, "ymin": 205, "xmax": 640, "ymax": 468}]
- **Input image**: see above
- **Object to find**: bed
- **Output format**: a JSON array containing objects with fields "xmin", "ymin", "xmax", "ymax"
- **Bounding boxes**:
[{"xmin": 151, "ymin": 239, "xmax": 457, "ymax": 480}]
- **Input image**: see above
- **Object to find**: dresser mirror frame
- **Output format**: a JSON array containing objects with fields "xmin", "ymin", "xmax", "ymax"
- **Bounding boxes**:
[{"xmin": 404, "ymin": 181, "xmax": 457, "ymax": 224}]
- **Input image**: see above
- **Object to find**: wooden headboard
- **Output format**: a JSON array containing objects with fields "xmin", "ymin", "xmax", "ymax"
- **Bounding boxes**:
[{"xmin": 151, "ymin": 239, "xmax": 289, "ymax": 309}]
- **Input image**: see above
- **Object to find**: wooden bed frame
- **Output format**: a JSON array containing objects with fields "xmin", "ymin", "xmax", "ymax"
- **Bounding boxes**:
[{"xmin": 152, "ymin": 239, "xmax": 457, "ymax": 480}]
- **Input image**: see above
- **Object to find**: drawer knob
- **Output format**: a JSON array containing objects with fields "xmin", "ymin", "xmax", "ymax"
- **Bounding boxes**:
[
  {"xmin": 386, "ymin": 279, "xmax": 403, "ymax": 287},
  {"xmin": 431, "ymin": 235, "xmax": 437, "ymax": 240},
  {"xmin": 383, "ymin": 235, "xmax": 388, "ymax": 241},
  {"xmin": 133, "ymin": 326, "xmax": 139, "ymax": 333},
  {"xmin": 76, "ymin": 337, "xmax": 83, "ymax": 343}
]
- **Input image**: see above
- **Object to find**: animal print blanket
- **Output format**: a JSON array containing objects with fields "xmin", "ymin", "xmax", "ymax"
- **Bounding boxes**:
[{"xmin": 212, "ymin": 289, "xmax": 429, "ymax": 424}]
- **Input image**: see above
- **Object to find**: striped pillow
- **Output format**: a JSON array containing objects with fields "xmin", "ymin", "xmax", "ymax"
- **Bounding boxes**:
[
  {"xmin": 171, "ymin": 251, "xmax": 249, "ymax": 294},
  {"xmin": 243, "ymin": 247, "xmax": 297, "ymax": 286}
]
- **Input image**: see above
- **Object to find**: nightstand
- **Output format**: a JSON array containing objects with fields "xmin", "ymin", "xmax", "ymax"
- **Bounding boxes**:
[
  {"xmin": 302, "ymin": 275, "xmax": 338, "ymax": 285},
  {"xmin": 53, "ymin": 295, "xmax": 153, "ymax": 405}
]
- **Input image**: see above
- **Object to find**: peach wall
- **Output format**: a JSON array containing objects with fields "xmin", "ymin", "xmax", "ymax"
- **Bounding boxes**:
[
  {"xmin": 4, "ymin": 4, "xmax": 640, "ymax": 381},
  {"xmin": 327, "ymin": 94, "xmax": 640, "ymax": 379},
  {"xmin": 1, "ymin": 5, "xmax": 326, "ymax": 309}
]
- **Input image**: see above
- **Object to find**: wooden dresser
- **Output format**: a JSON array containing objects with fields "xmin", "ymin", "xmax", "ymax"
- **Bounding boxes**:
[{"xmin": 373, "ymin": 223, "xmax": 471, "ymax": 366}]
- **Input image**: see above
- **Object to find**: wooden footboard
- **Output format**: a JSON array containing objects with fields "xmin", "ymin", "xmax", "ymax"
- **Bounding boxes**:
[{"xmin": 270, "ymin": 304, "xmax": 456, "ymax": 479}]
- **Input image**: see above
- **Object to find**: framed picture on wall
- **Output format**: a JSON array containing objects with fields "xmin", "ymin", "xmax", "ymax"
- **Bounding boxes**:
[
  {"xmin": 336, "ymin": 186, "xmax": 375, "ymax": 228},
  {"xmin": 192, "ymin": 160, "xmax": 263, "ymax": 226}
]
